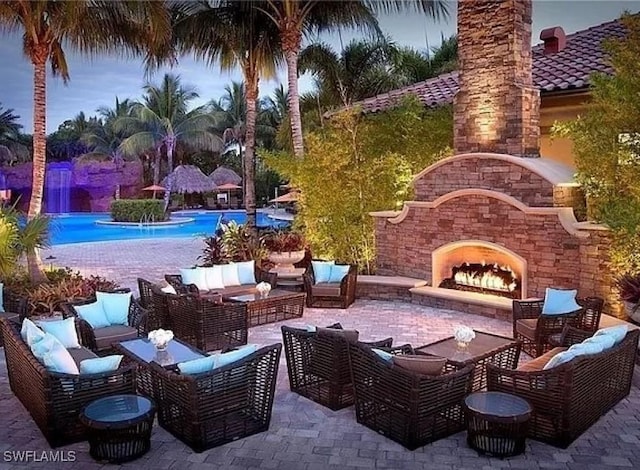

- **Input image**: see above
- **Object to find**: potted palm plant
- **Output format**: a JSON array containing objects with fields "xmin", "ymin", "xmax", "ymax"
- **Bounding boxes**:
[
  {"xmin": 262, "ymin": 230, "xmax": 306, "ymax": 272},
  {"xmin": 616, "ymin": 273, "xmax": 640, "ymax": 323}
]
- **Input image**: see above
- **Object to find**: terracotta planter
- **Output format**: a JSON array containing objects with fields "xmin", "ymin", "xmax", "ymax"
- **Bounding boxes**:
[{"xmin": 268, "ymin": 250, "xmax": 306, "ymax": 272}]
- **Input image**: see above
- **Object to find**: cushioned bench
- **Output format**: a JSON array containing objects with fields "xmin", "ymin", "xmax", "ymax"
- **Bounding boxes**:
[{"xmin": 356, "ymin": 275, "xmax": 428, "ymax": 301}]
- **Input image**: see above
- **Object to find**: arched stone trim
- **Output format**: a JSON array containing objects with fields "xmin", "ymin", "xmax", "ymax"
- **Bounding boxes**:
[
  {"xmin": 412, "ymin": 153, "xmax": 577, "ymax": 187},
  {"xmin": 371, "ymin": 188, "xmax": 588, "ymax": 238}
]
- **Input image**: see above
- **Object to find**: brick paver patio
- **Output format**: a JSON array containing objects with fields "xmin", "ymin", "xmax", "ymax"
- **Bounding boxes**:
[{"xmin": 0, "ymin": 239, "xmax": 637, "ymax": 469}]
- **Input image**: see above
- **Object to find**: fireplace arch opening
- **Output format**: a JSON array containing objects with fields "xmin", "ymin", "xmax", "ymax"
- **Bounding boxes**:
[{"xmin": 432, "ymin": 240, "xmax": 527, "ymax": 299}]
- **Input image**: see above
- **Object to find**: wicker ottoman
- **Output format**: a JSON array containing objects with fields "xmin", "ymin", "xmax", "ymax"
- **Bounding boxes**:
[
  {"xmin": 464, "ymin": 391, "xmax": 531, "ymax": 458},
  {"xmin": 80, "ymin": 394, "xmax": 156, "ymax": 463}
]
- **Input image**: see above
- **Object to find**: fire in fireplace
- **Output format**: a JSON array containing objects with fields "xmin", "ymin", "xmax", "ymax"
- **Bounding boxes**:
[{"xmin": 439, "ymin": 261, "xmax": 521, "ymax": 299}]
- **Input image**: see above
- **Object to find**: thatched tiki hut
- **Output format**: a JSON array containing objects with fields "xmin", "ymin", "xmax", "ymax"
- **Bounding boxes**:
[
  {"xmin": 162, "ymin": 165, "xmax": 215, "ymax": 209},
  {"xmin": 209, "ymin": 166, "xmax": 242, "ymax": 209}
]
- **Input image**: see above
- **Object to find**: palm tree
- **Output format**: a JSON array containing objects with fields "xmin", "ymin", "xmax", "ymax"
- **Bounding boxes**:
[
  {"xmin": 0, "ymin": 103, "xmax": 22, "ymax": 141},
  {"xmin": 260, "ymin": 0, "xmax": 449, "ymax": 158},
  {"xmin": 0, "ymin": 1, "xmax": 171, "ymax": 282},
  {"xmin": 171, "ymin": 1, "xmax": 283, "ymax": 238},
  {"xmin": 117, "ymin": 74, "xmax": 220, "ymax": 205},
  {"xmin": 299, "ymin": 38, "xmax": 402, "ymax": 107}
]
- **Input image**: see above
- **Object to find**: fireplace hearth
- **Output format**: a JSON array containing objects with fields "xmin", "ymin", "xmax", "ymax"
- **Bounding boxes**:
[{"xmin": 439, "ymin": 261, "xmax": 521, "ymax": 300}]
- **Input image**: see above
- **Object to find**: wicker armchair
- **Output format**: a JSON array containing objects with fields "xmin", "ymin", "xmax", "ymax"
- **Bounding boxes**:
[
  {"xmin": 165, "ymin": 266, "xmax": 277, "ymax": 296},
  {"xmin": 487, "ymin": 327, "xmax": 639, "ymax": 448},
  {"xmin": 148, "ymin": 343, "xmax": 282, "ymax": 452},
  {"xmin": 0, "ymin": 318, "xmax": 136, "ymax": 447},
  {"xmin": 512, "ymin": 296, "xmax": 604, "ymax": 357},
  {"xmin": 165, "ymin": 293, "xmax": 248, "ymax": 352},
  {"xmin": 302, "ymin": 262, "xmax": 357, "ymax": 309},
  {"xmin": 61, "ymin": 293, "xmax": 148, "ymax": 354},
  {"xmin": 347, "ymin": 341, "xmax": 474, "ymax": 450},
  {"xmin": 3, "ymin": 288, "xmax": 28, "ymax": 319},
  {"xmin": 137, "ymin": 278, "xmax": 171, "ymax": 330},
  {"xmin": 281, "ymin": 324, "xmax": 399, "ymax": 410}
]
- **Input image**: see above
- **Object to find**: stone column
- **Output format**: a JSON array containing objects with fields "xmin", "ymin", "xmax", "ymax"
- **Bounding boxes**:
[{"xmin": 454, "ymin": 0, "xmax": 541, "ymax": 157}]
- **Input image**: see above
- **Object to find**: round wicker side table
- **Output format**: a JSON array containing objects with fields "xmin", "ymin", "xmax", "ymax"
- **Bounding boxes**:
[
  {"xmin": 464, "ymin": 391, "xmax": 532, "ymax": 458},
  {"xmin": 80, "ymin": 394, "xmax": 156, "ymax": 464}
]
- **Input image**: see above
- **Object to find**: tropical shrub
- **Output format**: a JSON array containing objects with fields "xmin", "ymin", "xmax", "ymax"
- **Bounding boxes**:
[
  {"xmin": 262, "ymin": 229, "xmax": 305, "ymax": 252},
  {"xmin": 616, "ymin": 273, "xmax": 640, "ymax": 305},
  {"xmin": 219, "ymin": 221, "xmax": 269, "ymax": 264},
  {"xmin": 264, "ymin": 97, "xmax": 452, "ymax": 272},
  {"xmin": 111, "ymin": 199, "xmax": 166, "ymax": 222},
  {"xmin": 199, "ymin": 235, "xmax": 227, "ymax": 266},
  {"xmin": 553, "ymin": 14, "xmax": 640, "ymax": 279}
]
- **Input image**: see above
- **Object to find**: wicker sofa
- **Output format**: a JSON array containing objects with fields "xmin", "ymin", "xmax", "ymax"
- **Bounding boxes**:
[
  {"xmin": 348, "ymin": 341, "xmax": 474, "ymax": 450},
  {"xmin": 165, "ymin": 266, "xmax": 277, "ymax": 297},
  {"xmin": 0, "ymin": 317, "xmax": 136, "ymax": 447},
  {"xmin": 137, "ymin": 278, "xmax": 172, "ymax": 330},
  {"xmin": 487, "ymin": 326, "xmax": 639, "ymax": 448},
  {"xmin": 148, "ymin": 343, "xmax": 282, "ymax": 452},
  {"xmin": 281, "ymin": 324, "xmax": 397, "ymax": 410}
]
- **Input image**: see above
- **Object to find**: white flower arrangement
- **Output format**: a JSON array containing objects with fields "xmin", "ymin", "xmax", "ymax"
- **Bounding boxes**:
[
  {"xmin": 148, "ymin": 329, "xmax": 174, "ymax": 350},
  {"xmin": 454, "ymin": 325, "xmax": 476, "ymax": 345},
  {"xmin": 256, "ymin": 281, "xmax": 272, "ymax": 298}
]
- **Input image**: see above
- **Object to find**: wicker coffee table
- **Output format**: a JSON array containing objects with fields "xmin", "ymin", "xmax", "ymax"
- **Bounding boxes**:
[
  {"xmin": 464, "ymin": 391, "xmax": 532, "ymax": 458},
  {"xmin": 415, "ymin": 331, "xmax": 520, "ymax": 391},
  {"xmin": 224, "ymin": 289, "xmax": 305, "ymax": 327},
  {"xmin": 80, "ymin": 394, "xmax": 156, "ymax": 464},
  {"xmin": 115, "ymin": 338, "xmax": 208, "ymax": 396}
]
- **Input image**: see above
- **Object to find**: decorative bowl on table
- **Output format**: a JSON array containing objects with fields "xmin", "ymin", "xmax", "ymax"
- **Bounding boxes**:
[{"xmin": 148, "ymin": 329, "xmax": 174, "ymax": 351}]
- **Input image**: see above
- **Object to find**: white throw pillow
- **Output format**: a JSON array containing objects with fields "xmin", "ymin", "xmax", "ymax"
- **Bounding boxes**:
[
  {"xmin": 30, "ymin": 333, "xmax": 79, "ymax": 375},
  {"xmin": 221, "ymin": 263, "xmax": 241, "ymax": 287},
  {"xmin": 594, "ymin": 325, "xmax": 628, "ymax": 345},
  {"xmin": 161, "ymin": 284, "xmax": 177, "ymax": 294},
  {"xmin": 20, "ymin": 318, "xmax": 45, "ymax": 346},
  {"xmin": 202, "ymin": 266, "xmax": 225, "ymax": 290},
  {"xmin": 37, "ymin": 317, "xmax": 81, "ymax": 349},
  {"xmin": 96, "ymin": 291, "xmax": 132, "ymax": 326},
  {"xmin": 180, "ymin": 267, "xmax": 208, "ymax": 291},
  {"xmin": 236, "ymin": 261, "xmax": 256, "ymax": 285},
  {"xmin": 75, "ymin": 301, "xmax": 111, "ymax": 329},
  {"xmin": 541, "ymin": 288, "xmax": 581, "ymax": 315}
]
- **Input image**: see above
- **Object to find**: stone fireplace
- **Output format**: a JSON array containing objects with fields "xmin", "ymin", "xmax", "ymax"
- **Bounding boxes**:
[{"xmin": 369, "ymin": 0, "xmax": 619, "ymax": 318}]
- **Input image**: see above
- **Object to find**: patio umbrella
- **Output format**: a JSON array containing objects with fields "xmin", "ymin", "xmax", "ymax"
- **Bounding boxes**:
[
  {"xmin": 141, "ymin": 184, "xmax": 166, "ymax": 199},
  {"xmin": 269, "ymin": 191, "xmax": 300, "ymax": 203}
]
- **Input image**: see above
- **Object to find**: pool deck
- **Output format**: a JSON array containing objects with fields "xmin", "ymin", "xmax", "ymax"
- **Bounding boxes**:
[{"xmin": 7, "ymin": 238, "xmax": 640, "ymax": 469}]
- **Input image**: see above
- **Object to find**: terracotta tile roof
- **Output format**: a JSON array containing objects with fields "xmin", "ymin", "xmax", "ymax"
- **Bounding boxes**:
[{"xmin": 357, "ymin": 18, "xmax": 626, "ymax": 113}]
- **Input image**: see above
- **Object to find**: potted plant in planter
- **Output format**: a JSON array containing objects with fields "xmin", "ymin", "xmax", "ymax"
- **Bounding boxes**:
[
  {"xmin": 262, "ymin": 229, "xmax": 306, "ymax": 272},
  {"xmin": 616, "ymin": 273, "xmax": 640, "ymax": 323}
]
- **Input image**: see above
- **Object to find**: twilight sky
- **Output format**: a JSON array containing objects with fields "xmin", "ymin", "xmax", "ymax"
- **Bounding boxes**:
[{"xmin": 1, "ymin": 0, "xmax": 639, "ymax": 134}]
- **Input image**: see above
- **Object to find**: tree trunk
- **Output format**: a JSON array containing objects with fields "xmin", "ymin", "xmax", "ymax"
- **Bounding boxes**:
[
  {"xmin": 153, "ymin": 148, "xmax": 161, "ymax": 185},
  {"xmin": 27, "ymin": 50, "xmax": 48, "ymax": 284},
  {"xmin": 244, "ymin": 75, "xmax": 259, "ymax": 240},
  {"xmin": 163, "ymin": 140, "xmax": 174, "ymax": 211},
  {"xmin": 282, "ymin": 25, "xmax": 304, "ymax": 159}
]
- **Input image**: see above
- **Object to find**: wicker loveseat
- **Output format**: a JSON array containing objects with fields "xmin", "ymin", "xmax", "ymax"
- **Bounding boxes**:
[
  {"xmin": 347, "ymin": 341, "xmax": 474, "ymax": 450},
  {"xmin": 0, "ymin": 318, "xmax": 136, "ymax": 447},
  {"xmin": 487, "ymin": 326, "xmax": 639, "ymax": 448},
  {"xmin": 137, "ymin": 278, "xmax": 172, "ymax": 330},
  {"xmin": 302, "ymin": 263, "xmax": 357, "ymax": 309},
  {"xmin": 148, "ymin": 343, "xmax": 282, "ymax": 452},
  {"xmin": 165, "ymin": 265, "xmax": 277, "ymax": 297},
  {"xmin": 281, "ymin": 324, "xmax": 397, "ymax": 410}
]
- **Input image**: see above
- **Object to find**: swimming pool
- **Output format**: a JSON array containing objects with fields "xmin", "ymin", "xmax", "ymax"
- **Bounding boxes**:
[{"xmin": 48, "ymin": 211, "xmax": 289, "ymax": 245}]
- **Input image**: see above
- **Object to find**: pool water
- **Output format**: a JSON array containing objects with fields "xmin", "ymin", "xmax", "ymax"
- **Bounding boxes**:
[{"xmin": 48, "ymin": 211, "xmax": 288, "ymax": 245}]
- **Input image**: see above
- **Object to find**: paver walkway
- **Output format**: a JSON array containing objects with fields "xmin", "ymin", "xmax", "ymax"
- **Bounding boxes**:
[{"xmin": 0, "ymin": 239, "xmax": 637, "ymax": 469}]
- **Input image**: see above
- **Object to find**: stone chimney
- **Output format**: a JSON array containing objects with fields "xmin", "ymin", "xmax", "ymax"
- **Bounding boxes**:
[
  {"xmin": 540, "ymin": 26, "xmax": 567, "ymax": 54},
  {"xmin": 454, "ymin": 0, "xmax": 540, "ymax": 157}
]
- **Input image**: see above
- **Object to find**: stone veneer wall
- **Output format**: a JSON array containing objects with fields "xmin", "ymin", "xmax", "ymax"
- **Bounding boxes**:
[{"xmin": 454, "ymin": 0, "xmax": 540, "ymax": 157}]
